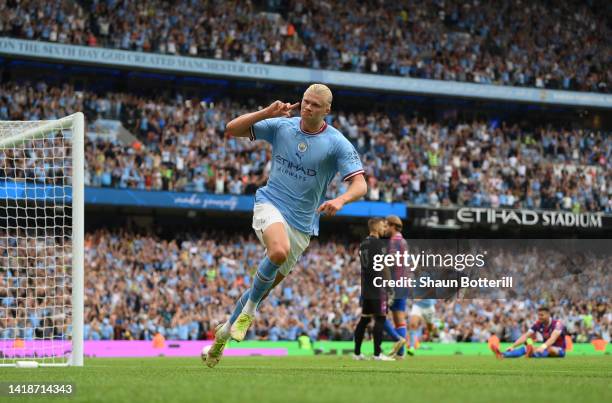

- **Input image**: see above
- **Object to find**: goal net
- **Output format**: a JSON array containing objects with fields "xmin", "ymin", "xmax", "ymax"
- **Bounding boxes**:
[{"xmin": 0, "ymin": 113, "xmax": 84, "ymax": 367}]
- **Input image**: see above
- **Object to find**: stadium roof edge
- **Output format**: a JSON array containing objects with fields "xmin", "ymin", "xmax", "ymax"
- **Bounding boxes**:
[{"xmin": 1, "ymin": 37, "xmax": 611, "ymax": 109}]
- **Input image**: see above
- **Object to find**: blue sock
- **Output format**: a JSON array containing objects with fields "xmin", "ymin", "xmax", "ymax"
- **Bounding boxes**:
[
  {"xmin": 249, "ymin": 257, "xmax": 280, "ymax": 305},
  {"xmin": 503, "ymin": 346, "xmax": 526, "ymax": 358},
  {"xmin": 229, "ymin": 290, "xmax": 250, "ymax": 324},
  {"xmin": 532, "ymin": 350, "xmax": 549, "ymax": 358},
  {"xmin": 409, "ymin": 330, "xmax": 418, "ymax": 347},
  {"xmin": 396, "ymin": 326, "xmax": 407, "ymax": 355},
  {"xmin": 384, "ymin": 320, "xmax": 400, "ymax": 341}
]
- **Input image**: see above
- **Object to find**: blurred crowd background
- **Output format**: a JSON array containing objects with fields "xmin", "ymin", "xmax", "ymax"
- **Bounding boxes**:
[{"xmin": 1, "ymin": 229, "xmax": 609, "ymax": 343}]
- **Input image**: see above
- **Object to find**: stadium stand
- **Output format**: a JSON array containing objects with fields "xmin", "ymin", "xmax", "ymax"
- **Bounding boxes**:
[
  {"xmin": 1, "ymin": 81, "xmax": 610, "ymax": 212},
  {"xmin": 0, "ymin": 0, "xmax": 609, "ymax": 92},
  {"xmin": 2, "ymin": 228, "xmax": 608, "ymax": 342}
]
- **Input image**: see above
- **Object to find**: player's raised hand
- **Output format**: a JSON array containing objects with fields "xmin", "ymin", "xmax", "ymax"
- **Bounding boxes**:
[
  {"xmin": 265, "ymin": 100, "xmax": 300, "ymax": 118},
  {"xmin": 317, "ymin": 198, "xmax": 345, "ymax": 216}
]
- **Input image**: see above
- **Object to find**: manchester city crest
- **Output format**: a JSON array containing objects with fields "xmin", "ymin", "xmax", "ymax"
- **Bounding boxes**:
[{"xmin": 297, "ymin": 142, "xmax": 308, "ymax": 153}]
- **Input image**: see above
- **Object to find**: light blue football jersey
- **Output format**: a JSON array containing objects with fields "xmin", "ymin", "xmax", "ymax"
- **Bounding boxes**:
[{"xmin": 250, "ymin": 117, "xmax": 364, "ymax": 236}]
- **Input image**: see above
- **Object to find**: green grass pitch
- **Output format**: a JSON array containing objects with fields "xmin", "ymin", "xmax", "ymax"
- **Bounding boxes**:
[{"xmin": 0, "ymin": 356, "xmax": 610, "ymax": 403}]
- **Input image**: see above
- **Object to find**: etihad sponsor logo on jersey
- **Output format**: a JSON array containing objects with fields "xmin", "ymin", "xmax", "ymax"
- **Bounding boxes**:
[{"xmin": 274, "ymin": 154, "xmax": 317, "ymax": 177}]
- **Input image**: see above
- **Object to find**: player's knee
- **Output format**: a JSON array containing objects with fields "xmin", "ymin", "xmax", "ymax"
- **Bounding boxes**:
[{"xmin": 268, "ymin": 245, "xmax": 289, "ymax": 265}]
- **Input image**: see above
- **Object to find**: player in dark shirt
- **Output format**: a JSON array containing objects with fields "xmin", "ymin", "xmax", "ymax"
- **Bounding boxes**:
[
  {"xmin": 490, "ymin": 306, "xmax": 567, "ymax": 359},
  {"xmin": 353, "ymin": 217, "xmax": 404, "ymax": 361}
]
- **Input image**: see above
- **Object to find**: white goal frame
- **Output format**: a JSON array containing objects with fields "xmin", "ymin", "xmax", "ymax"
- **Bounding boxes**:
[{"xmin": 0, "ymin": 112, "xmax": 84, "ymax": 367}]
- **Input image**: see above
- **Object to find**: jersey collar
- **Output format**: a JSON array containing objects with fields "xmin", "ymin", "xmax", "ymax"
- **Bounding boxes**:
[{"xmin": 300, "ymin": 120, "xmax": 327, "ymax": 135}]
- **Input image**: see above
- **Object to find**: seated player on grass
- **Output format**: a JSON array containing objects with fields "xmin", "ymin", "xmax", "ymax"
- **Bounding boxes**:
[{"xmin": 490, "ymin": 305, "xmax": 567, "ymax": 359}]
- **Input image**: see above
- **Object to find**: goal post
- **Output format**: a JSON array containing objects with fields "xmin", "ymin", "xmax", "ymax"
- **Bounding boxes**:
[{"xmin": 0, "ymin": 112, "xmax": 84, "ymax": 367}]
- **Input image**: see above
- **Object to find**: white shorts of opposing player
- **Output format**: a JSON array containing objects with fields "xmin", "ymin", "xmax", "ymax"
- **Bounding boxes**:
[
  {"xmin": 252, "ymin": 203, "xmax": 310, "ymax": 276},
  {"xmin": 410, "ymin": 304, "xmax": 436, "ymax": 324}
]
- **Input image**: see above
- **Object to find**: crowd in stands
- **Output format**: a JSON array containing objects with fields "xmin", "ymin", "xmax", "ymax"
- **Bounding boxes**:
[
  {"xmin": 0, "ymin": 230, "xmax": 72, "ymax": 341},
  {"xmin": 2, "ymin": 229, "xmax": 608, "ymax": 343},
  {"xmin": 1, "ymin": 0, "xmax": 609, "ymax": 92},
  {"xmin": 1, "ymin": 0, "xmax": 610, "ymax": 352},
  {"xmin": 2, "ymin": 82, "xmax": 610, "ymax": 213},
  {"xmin": 283, "ymin": 0, "xmax": 610, "ymax": 92}
]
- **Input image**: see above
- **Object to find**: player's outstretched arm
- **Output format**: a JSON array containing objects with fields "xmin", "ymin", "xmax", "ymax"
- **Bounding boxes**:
[
  {"xmin": 506, "ymin": 330, "xmax": 533, "ymax": 351},
  {"xmin": 225, "ymin": 101, "xmax": 299, "ymax": 137},
  {"xmin": 317, "ymin": 174, "xmax": 367, "ymax": 216},
  {"xmin": 536, "ymin": 329, "xmax": 561, "ymax": 353}
]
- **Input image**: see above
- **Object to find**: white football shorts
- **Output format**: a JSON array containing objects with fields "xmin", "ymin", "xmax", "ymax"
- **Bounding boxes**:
[
  {"xmin": 410, "ymin": 304, "xmax": 436, "ymax": 324},
  {"xmin": 252, "ymin": 203, "xmax": 310, "ymax": 277}
]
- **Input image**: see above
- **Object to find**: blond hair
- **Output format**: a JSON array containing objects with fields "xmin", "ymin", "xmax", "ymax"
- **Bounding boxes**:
[{"xmin": 305, "ymin": 83, "xmax": 333, "ymax": 106}]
